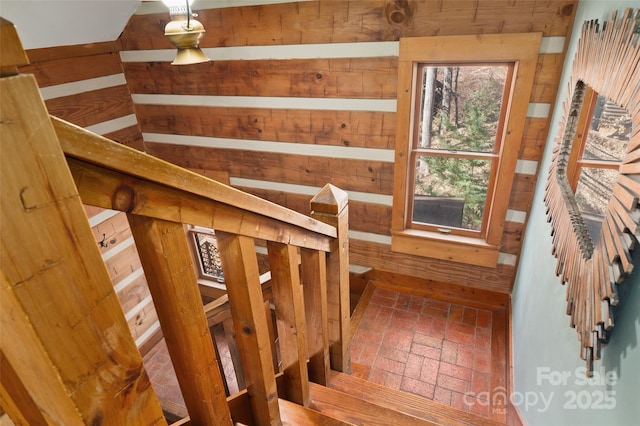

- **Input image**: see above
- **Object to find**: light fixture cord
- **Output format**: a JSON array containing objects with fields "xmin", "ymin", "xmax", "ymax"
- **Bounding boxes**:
[{"xmin": 186, "ymin": 0, "xmax": 191, "ymax": 30}]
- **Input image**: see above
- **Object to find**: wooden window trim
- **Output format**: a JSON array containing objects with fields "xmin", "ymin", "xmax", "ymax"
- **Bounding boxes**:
[{"xmin": 391, "ymin": 33, "xmax": 541, "ymax": 267}]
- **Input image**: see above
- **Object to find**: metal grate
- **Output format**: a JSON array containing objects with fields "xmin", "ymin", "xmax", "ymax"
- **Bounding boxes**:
[{"xmin": 193, "ymin": 232, "xmax": 224, "ymax": 281}]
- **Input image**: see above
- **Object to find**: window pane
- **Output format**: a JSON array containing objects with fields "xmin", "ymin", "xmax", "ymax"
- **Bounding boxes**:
[
  {"xmin": 413, "ymin": 156, "xmax": 491, "ymax": 231},
  {"xmin": 583, "ymin": 95, "xmax": 631, "ymax": 161},
  {"xmin": 417, "ymin": 65, "xmax": 508, "ymax": 153},
  {"xmin": 575, "ymin": 168, "xmax": 618, "ymax": 241}
]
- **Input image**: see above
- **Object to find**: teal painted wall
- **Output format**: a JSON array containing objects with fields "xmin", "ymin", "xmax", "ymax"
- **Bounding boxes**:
[{"xmin": 511, "ymin": 1, "xmax": 640, "ymax": 425}]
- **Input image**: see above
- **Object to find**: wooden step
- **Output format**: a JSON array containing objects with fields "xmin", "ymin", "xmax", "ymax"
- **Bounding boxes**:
[
  {"xmin": 309, "ymin": 382, "xmax": 439, "ymax": 426},
  {"xmin": 279, "ymin": 398, "xmax": 355, "ymax": 426},
  {"xmin": 323, "ymin": 372, "xmax": 503, "ymax": 426}
]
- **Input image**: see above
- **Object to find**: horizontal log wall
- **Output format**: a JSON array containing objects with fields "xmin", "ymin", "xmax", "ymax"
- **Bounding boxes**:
[
  {"xmin": 119, "ymin": 0, "xmax": 577, "ymax": 294},
  {"xmin": 19, "ymin": 45, "xmax": 161, "ymax": 354}
]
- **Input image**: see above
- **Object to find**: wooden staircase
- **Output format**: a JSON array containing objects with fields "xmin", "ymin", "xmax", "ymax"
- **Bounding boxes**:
[{"xmin": 1, "ymin": 18, "xmax": 506, "ymax": 425}]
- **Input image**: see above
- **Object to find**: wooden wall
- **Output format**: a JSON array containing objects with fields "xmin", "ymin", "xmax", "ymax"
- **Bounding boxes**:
[
  {"xmin": 117, "ymin": 0, "xmax": 577, "ymax": 294},
  {"xmin": 118, "ymin": 0, "xmax": 576, "ymax": 294},
  {"xmin": 19, "ymin": 44, "xmax": 161, "ymax": 354}
]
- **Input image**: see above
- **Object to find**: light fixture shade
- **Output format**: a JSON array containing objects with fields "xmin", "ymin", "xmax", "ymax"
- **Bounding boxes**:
[
  {"xmin": 172, "ymin": 46, "xmax": 210, "ymax": 65},
  {"xmin": 163, "ymin": 0, "xmax": 211, "ymax": 65}
]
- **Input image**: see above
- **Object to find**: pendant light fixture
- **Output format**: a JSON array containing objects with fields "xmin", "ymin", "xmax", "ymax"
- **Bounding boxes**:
[{"xmin": 163, "ymin": 0, "xmax": 210, "ymax": 65}]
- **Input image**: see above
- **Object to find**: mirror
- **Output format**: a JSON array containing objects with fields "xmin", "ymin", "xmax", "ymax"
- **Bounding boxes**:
[{"xmin": 545, "ymin": 8, "xmax": 640, "ymax": 376}]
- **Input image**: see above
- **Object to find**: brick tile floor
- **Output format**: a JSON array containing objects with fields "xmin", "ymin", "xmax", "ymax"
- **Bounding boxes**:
[
  {"xmin": 350, "ymin": 287, "xmax": 495, "ymax": 418},
  {"xmin": 142, "ymin": 325, "xmax": 238, "ymax": 419},
  {"xmin": 143, "ymin": 286, "xmax": 499, "ymax": 420}
]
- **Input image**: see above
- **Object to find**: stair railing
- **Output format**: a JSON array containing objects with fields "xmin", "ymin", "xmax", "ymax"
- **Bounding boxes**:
[{"xmin": 1, "ymin": 18, "xmax": 350, "ymax": 426}]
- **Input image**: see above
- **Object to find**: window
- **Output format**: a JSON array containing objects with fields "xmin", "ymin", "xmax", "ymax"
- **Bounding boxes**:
[
  {"xmin": 187, "ymin": 225, "xmax": 225, "ymax": 285},
  {"xmin": 391, "ymin": 34, "xmax": 541, "ymax": 267},
  {"xmin": 567, "ymin": 86, "xmax": 631, "ymax": 242}
]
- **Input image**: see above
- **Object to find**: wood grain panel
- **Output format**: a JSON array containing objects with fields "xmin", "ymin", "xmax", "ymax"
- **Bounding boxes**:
[
  {"xmin": 508, "ymin": 174, "xmax": 536, "ymax": 212},
  {"xmin": 519, "ymin": 118, "xmax": 550, "ymax": 160},
  {"xmin": 136, "ymin": 105, "xmax": 395, "ymax": 150},
  {"xmin": 349, "ymin": 239, "xmax": 514, "ymax": 294},
  {"xmin": 116, "ymin": 272, "xmax": 150, "ymax": 314},
  {"xmin": 23, "ymin": 40, "xmax": 122, "ymax": 63},
  {"xmin": 145, "ymin": 143, "xmax": 395, "ymax": 194},
  {"xmin": 89, "ymin": 211, "xmax": 131, "ymax": 256},
  {"xmin": 105, "ymin": 243, "xmax": 143, "ymax": 284},
  {"xmin": 20, "ymin": 52, "xmax": 123, "ymax": 87},
  {"xmin": 530, "ymin": 54, "xmax": 566, "ymax": 103},
  {"xmin": 126, "ymin": 298, "xmax": 159, "ymax": 340},
  {"xmin": 500, "ymin": 221, "xmax": 525, "ymax": 255},
  {"xmin": 104, "ymin": 124, "xmax": 145, "ymax": 151},
  {"xmin": 45, "ymin": 85, "xmax": 134, "ymax": 128},
  {"xmin": 120, "ymin": 1, "xmax": 576, "ymax": 50},
  {"xmin": 238, "ymin": 186, "xmax": 392, "ymax": 236},
  {"xmin": 124, "ymin": 57, "xmax": 397, "ymax": 98}
]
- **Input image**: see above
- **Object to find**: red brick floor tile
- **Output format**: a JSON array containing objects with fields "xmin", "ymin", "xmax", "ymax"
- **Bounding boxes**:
[
  {"xmin": 378, "ymin": 346, "xmax": 410, "ymax": 363},
  {"xmin": 404, "ymin": 353, "xmax": 424, "ymax": 378},
  {"xmin": 420, "ymin": 359, "xmax": 439, "ymax": 384},
  {"xmin": 347, "ymin": 287, "xmax": 500, "ymax": 420},
  {"xmin": 477, "ymin": 310, "xmax": 492, "ymax": 328},
  {"xmin": 473, "ymin": 349, "xmax": 491, "ymax": 374},
  {"xmin": 425, "ymin": 299, "xmax": 450, "ymax": 312},
  {"xmin": 428, "ymin": 317, "xmax": 447, "ymax": 340},
  {"xmin": 368, "ymin": 367, "xmax": 388, "ymax": 386},
  {"xmin": 370, "ymin": 290, "xmax": 397, "ymax": 307},
  {"xmin": 448, "ymin": 304, "xmax": 464, "ymax": 323},
  {"xmin": 434, "ymin": 387, "xmax": 452, "ymax": 405},
  {"xmin": 462, "ymin": 307, "xmax": 478, "ymax": 326},
  {"xmin": 353, "ymin": 327, "xmax": 385, "ymax": 347},
  {"xmin": 395, "ymin": 293, "xmax": 412, "ymax": 310},
  {"xmin": 455, "ymin": 343, "xmax": 475, "ymax": 369},
  {"xmin": 390, "ymin": 313, "xmax": 419, "ymax": 331},
  {"xmin": 401, "ymin": 377, "xmax": 435, "ymax": 399},
  {"xmin": 439, "ymin": 362, "xmax": 472, "ymax": 381},
  {"xmin": 384, "ymin": 327, "xmax": 414, "ymax": 352},
  {"xmin": 376, "ymin": 305, "xmax": 394, "ymax": 323},
  {"xmin": 450, "ymin": 391, "xmax": 472, "ymax": 412},
  {"xmin": 373, "ymin": 355, "xmax": 406, "ymax": 375},
  {"xmin": 422, "ymin": 305, "xmax": 449, "ymax": 319},
  {"xmin": 408, "ymin": 295, "xmax": 426, "ymax": 313},
  {"xmin": 413, "ymin": 331, "xmax": 443, "ymax": 349},
  {"xmin": 410, "ymin": 342, "xmax": 441, "ymax": 360},
  {"xmin": 437, "ymin": 373, "xmax": 470, "ymax": 393},
  {"xmin": 385, "ymin": 372, "xmax": 403, "ymax": 390},
  {"xmin": 440, "ymin": 340, "xmax": 458, "ymax": 364},
  {"xmin": 471, "ymin": 371, "xmax": 490, "ymax": 395},
  {"xmin": 354, "ymin": 342, "xmax": 379, "ymax": 365},
  {"xmin": 416, "ymin": 314, "xmax": 432, "ymax": 332}
]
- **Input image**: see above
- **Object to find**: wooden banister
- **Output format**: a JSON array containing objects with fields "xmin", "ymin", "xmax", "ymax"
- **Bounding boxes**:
[
  {"xmin": 2, "ymin": 17, "xmax": 352, "ymax": 426},
  {"xmin": 0, "ymin": 19, "xmax": 166, "ymax": 425}
]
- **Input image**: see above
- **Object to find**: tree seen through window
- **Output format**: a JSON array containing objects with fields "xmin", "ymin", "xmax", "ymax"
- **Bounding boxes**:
[{"xmin": 411, "ymin": 65, "xmax": 509, "ymax": 232}]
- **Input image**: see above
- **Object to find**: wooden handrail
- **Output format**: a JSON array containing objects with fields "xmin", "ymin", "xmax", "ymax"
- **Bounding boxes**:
[{"xmin": 53, "ymin": 117, "xmax": 337, "ymax": 242}]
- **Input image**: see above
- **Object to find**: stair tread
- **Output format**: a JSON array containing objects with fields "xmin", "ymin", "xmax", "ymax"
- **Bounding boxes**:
[
  {"xmin": 326, "ymin": 372, "xmax": 503, "ymax": 426},
  {"xmin": 279, "ymin": 398, "xmax": 355, "ymax": 426},
  {"xmin": 309, "ymin": 382, "xmax": 439, "ymax": 426}
]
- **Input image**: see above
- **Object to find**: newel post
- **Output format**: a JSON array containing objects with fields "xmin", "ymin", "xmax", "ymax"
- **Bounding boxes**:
[{"xmin": 310, "ymin": 184, "xmax": 351, "ymax": 373}]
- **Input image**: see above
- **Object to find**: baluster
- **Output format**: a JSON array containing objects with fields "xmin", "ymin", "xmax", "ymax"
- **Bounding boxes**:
[
  {"xmin": 267, "ymin": 241, "xmax": 310, "ymax": 405},
  {"xmin": 215, "ymin": 231, "xmax": 281, "ymax": 425},
  {"xmin": 300, "ymin": 247, "xmax": 330, "ymax": 385},
  {"xmin": 310, "ymin": 184, "xmax": 351, "ymax": 373},
  {"xmin": 128, "ymin": 216, "xmax": 232, "ymax": 426}
]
